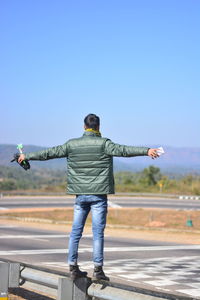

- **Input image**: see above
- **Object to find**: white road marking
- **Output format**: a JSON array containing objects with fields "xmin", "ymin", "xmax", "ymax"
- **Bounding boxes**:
[
  {"xmin": 0, "ymin": 245, "xmax": 200, "ymax": 256},
  {"xmin": 145, "ymin": 279, "xmax": 179, "ymax": 286},
  {"xmin": 187, "ymin": 283, "xmax": 200, "ymax": 288},
  {"xmin": 0, "ymin": 200, "xmax": 74, "ymax": 205},
  {"xmin": 120, "ymin": 273, "xmax": 152, "ymax": 279},
  {"xmin": 40, "ymin": 262, "xmax": 68, "ymax": 267},
  {"xmin": 0, "ymin": 225, "xmax": 18, "ymax": 228},
  {"xmin": 107, "ymin": 245, "xmax": 200, "ymax": 251},
  {"xmin": 177, "ymin": 289, "xmax": 200, "ymax": 297},
  {"xmin": 108, "ymin": 201, "xmax": 122, "ymax": 208},
  {"xmin": 0, "ymin": 234, "xmax": 68, "ymax": 239},
  {"xmin": 0, "ymin": 249, "xmax": 67, "ymax": 255},
  {"xmin": 80, "ymin": 244, "xmax": 91, "ymax": 247},
  {"xmin": 0, "ymin": 234, "xmax": 92, "ymax": 239},
  {"xmin": 31, "ymin": 238, "xmax": 50, "ymax": 242},
  {"xmin": 42, "ymin": 255, "xmax": 200, "ymax": 268},
  {"xmin": 79, "ymin": 245, "xmax": 200, "ymax": 253}
]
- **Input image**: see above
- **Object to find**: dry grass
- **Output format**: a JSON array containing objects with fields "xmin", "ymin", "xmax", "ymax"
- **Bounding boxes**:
[{"xmin": 2, "ymin": 207, "xmax": 200, "ymax": 231}]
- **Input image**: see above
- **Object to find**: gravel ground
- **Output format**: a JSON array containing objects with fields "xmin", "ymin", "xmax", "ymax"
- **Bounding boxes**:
[{"xmin": 9, "ymin": 288, "xmax": 55, "ymax": 300}]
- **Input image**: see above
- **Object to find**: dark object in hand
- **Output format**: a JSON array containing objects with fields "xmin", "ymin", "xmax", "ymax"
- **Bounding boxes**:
[{"xmin": 10, "ymin": 153, "xmax": 31, "ymax": 171}]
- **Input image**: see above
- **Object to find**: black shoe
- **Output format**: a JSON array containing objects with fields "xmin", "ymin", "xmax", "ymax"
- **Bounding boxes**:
[
  {"xmin": 92, "ymin": 266, "xmax": 109, "ymax": 281},
  {"xmin": 69, "ymin": 265, "xmax": 87, "ymax": 281}
]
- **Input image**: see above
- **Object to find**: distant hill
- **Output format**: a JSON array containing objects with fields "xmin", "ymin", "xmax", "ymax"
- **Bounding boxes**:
[
  {"xmin": 115, "ymin": 146, "xmax": 200, "ymax": 174},
  {"xmin": 0, "ymin": 144, "xmax": 200, "ymax": 174}
]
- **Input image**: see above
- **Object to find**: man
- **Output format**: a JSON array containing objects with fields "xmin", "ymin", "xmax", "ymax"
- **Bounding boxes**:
[{"xmin": 18, "ymin": 113, "xmax": 159, "ymax": 281}]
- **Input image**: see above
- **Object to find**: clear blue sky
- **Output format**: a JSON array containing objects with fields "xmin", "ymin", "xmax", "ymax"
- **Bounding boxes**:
[{"xmin": 1, "ymin": 0, "xmax": 200, "ymax": 148}]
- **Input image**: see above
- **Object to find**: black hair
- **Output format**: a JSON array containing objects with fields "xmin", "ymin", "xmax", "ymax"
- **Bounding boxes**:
[{"xmin": 84, "ymin": 113, "xmax": 100, "ymax": 130}]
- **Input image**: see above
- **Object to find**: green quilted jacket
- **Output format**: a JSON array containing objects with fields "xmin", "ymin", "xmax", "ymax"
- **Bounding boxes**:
[{"xmin": 25, "ymin": 131, "xmax": 149, "ymax": 194}]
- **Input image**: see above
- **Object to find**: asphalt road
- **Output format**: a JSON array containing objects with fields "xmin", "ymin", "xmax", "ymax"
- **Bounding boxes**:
[
  {"xmin": 0, "ymin": 224, "xmax": 200, "ymax": 298},
  {"xmin": 1, "ymin": 196, "xmax": 200, "ymax": 210}
]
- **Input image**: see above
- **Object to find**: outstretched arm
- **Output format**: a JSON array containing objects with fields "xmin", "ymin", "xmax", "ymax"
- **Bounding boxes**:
[
  {"xmin": 18, "ymin": 143, "xmax": 68, "ymax": 163},
  {"xmin": 104, "ymin": 140, "xmax": 159, "ymax": 158}
]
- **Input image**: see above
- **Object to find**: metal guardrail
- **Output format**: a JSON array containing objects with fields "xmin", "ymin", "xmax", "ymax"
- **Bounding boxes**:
[
  {"xmin": 0, "ymin": 260, "xmax": 74, "ymax": 300},
  {"xmin": 0, "ymin": 259, "xmax": 194, "ymax": 300},
  {"xmin": 21, "ymin": 268, "xmax": 58, "ymax": 289},
  {"xmin": 88, "ymin": 283, "xmax": 165, "ymax": 300}
]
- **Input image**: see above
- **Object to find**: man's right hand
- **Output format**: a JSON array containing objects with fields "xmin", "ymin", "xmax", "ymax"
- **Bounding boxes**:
[{"xmin": 18, "ymin": 154, "xmax": 25, "ymax": 164}]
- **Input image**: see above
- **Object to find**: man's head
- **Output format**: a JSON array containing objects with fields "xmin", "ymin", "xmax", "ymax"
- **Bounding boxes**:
[{"xmin": 84, "ymin": 114, "xmax": 100, "ymax": 131}]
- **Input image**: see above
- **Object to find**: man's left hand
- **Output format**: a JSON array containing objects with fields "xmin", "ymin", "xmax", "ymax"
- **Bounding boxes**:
[{"xmin": 148, "ymin": 148, "xmax": 159, "ymax": 159}]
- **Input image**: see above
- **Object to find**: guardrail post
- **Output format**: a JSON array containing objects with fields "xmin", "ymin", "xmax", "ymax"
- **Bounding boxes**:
[
  {"xmin": 74, "ymin": 277, "xmax": 91, "ymax": 300},
  {"xmin": 9, "ymin": 263, "xmax": 20, "ymax": 288},
  {"xmin": 0, "ymin": 262, "xmax": 9, "ymax": 300},
  {"xmin": 57, "ymin": 277, "xmax": 91, "ymax": 300},
  {"xmin": 57, "ymin": 277, "xmax": 73, "ymax": 300}
]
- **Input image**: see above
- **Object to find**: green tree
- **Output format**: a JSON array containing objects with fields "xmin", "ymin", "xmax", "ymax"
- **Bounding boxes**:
[{"xmin": 139, "ymin": 166, "xmax": 162, "ymax": 186}]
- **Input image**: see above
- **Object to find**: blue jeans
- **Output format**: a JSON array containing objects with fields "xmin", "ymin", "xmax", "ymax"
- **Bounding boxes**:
[{"xmin": 68, "ymin": 194, "xmax": 107, "ymax": 266}]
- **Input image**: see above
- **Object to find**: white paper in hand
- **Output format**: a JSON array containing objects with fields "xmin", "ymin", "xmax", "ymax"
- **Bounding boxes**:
[{"xmin": 157, "ymin": 147, "xmax": 165, "ymax": 156}]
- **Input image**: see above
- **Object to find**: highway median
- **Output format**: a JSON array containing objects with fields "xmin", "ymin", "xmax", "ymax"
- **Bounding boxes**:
[{"xmin": 1, "ymin": 207, "xmax": 200, "ymax": 244}]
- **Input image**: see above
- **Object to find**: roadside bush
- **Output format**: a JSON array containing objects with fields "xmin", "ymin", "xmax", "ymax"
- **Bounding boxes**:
[{"xmin": 0, "ymin": 180, "xmax": 17, "ymax": 191}]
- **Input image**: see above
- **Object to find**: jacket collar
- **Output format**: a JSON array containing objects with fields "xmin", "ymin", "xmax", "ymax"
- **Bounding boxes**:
[{"xmin": 83, "ymin": 130, "xmax": 101, "ymax": 137}]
